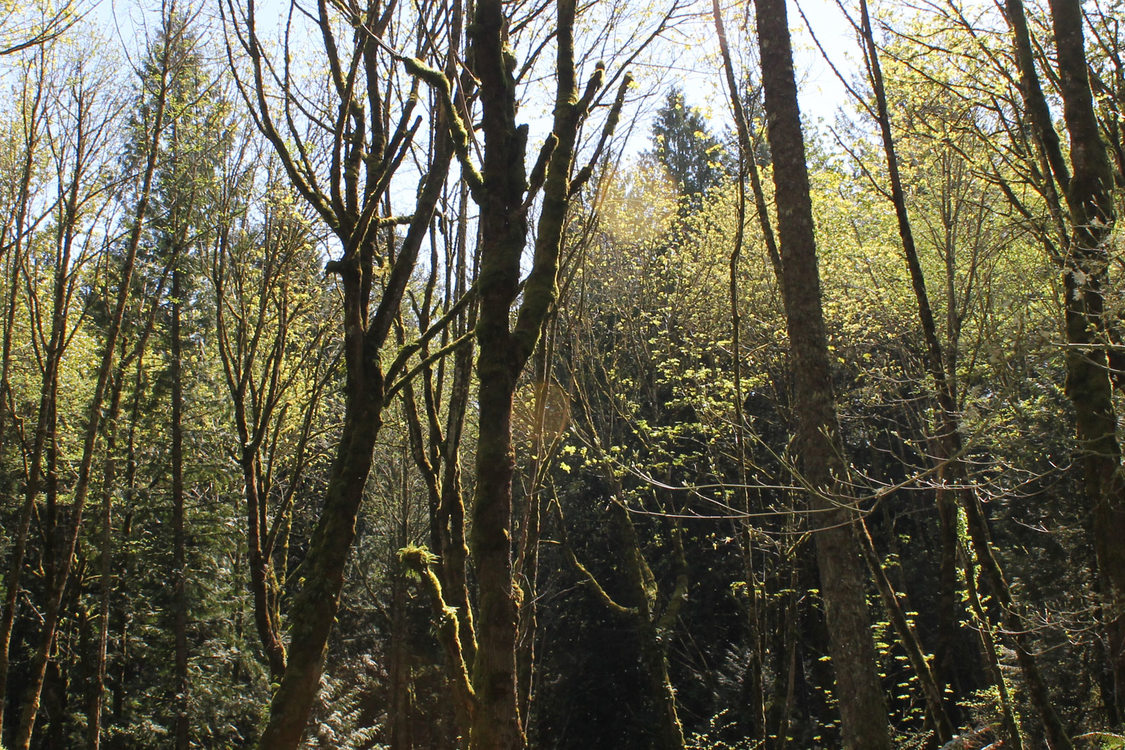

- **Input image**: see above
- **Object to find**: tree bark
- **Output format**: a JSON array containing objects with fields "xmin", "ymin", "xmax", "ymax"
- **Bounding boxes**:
[
  {"xmin": 1048, "ymin": 0, "xmax": 1125, "ymax": 720},
  {"xmin": 710, "ymin": 4, "xmax": 770, "ymax": 737},
  {"xmin": 962, "ymin": 545, "xmax": 1024, "ymax": 749},
  {"xmin": 1007, "ymin": 0, "xmax": 1124, "ymax": 722},
  {"xmin": 170, "ymin": 266, "xmax": 190, "ymax": 750},
  {"xmin": 752, "ymin": 0, "xmax": 891, "ymax": 746}
]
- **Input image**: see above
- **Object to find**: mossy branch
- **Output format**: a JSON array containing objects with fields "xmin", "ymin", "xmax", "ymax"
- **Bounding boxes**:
[
  {"xmin": 384, "ymin": 281, "xmax": 478, "ymax": 394},
  {"xmin": 398, "ymin": 545, "xmax": 476, "ymax": 731},
  {"xmin": 401, "ymin": 56, "xmax": 485, "ymax": 201},
  {"xmin": 385, "ymin": 331, "xmax": 474, "ymax": 401},
  {"xmin": 524, "ymin": 134, "xmax": 558, "ymax": 206},
  {"xmin": 549, "ymin": 501, "xmax": 635, "ymax": 618},
  {"xmin": 577, "ymin": 62, "xmax": 606, "ymax": 115}
]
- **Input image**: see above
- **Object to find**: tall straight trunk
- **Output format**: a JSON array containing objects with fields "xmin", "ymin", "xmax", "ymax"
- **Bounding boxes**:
[
  {"xmin": 856, "ymin": 2, "xmax": 965, "ymax": 722},
  {"xmin": 438, "ymin": 187, "xmax": 476, "ymax": 673},
  {"xmin": 14, "ymin": 194, "xmax": 155, "ymax": 744},
  {"xmin": 770, "ymin": 560, "xmax": 800, "ymax": 750},
  {"xmin": 0, "ymin": 66, "xmax": 72, "ymax": 732},
  {"xmin": 710, "ymin": 3, "xmax": 769, "ymax": 737},
  {"xmin": 8, "ymin": 37, "xmax": 171, "ymax": 748},
  {"xmin": 113, "ymin": 357, "xmax": 147, "ymax": 731},
  {"xmin": 85, "ymin": 267, "xmax": 166, "ymax": 745},
  {"xmin": 387, "ymin": 441, "xmax": 415, "ymax": 749},
  {"xmin": 90, "ymin": 317, "xmax": 162, "ymax": 750},
  {"xmin": 170, "ymin": 268, "xmax": 189, "ymax": 750},
  {"xmin": 0, "ymin": 58, "xmax": 45, "ymax": 453},
  {"xmin": 752, "ymin": 0, "xmax": 891, "ymax": 746},
  {"xmin": 388, "ymin": 570, "xmax": 414, "ymax": 750},
  {"xmin": 0, "ymin": 197, "xmax": 69, "ymax": 746}
]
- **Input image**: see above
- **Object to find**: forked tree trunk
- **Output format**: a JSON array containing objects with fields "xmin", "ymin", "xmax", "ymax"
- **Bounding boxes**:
[
  {"xmin": 255, "ymin": 119, "xmax": 455, "ymax": 750},
  {"xmin": 466, "ymin": 0, "xmax": 588, "ymax": 745}
]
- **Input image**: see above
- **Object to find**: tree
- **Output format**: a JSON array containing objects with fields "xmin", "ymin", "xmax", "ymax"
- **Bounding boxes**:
[
  {"xmin": 1006, "ymin": 0, "xmax": 1124, "ymax": 722},
  {"xmin": 224, "ymin": 0, "xmax": 457, "ymax": 743},
  {"xmin": 753, "ymin": 0, "xmax": 892, "ymax": 746},
  {"xmin": 137, "ymin": 14, "xmax": 232, "ymax": 745},
  {"xmin": 650, "ymin": 88, "xmax": 728, "ymax": 209},
  {"xmin": 849, "ymin": 2, "xmax": 1072, "ymax": 744},
  {"xmin": 210, "ymin": 165, "xmax": 336, "ymax": 685}
]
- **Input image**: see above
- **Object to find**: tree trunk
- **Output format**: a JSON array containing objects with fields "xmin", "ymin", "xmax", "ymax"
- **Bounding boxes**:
[
  {"xmin": 243, "ymin": 441, "xmax": 287, "ymax": 681},
  {"xmin": 388, "ymin": 569, "xmax": 414, "ymax": 750},
  {"xmin": 0, "ymin": 202, "xmax": 68, "ymax": 747},
  {"xmin": 9, "ymin": 59, "xmax": 169, "ymax": 745},
  {"xmin": 753, "ymin": 0, "xmax": 891, "ymax": 746},
  {"xmin": 1048, "ymin": 0, "xmax": 1125, "ymax": 719},
  {"xmin": 710, "ymin": 4, "xmax": 771, "ymax": 738},
  {"xmin": 170, "ymin": 267, "xmax": 190, "ymax": 750},
  {"xmin": 255, "ymin": 112, "xmax": 455, "ymax": 750},
  {"xmin": 253, "ymin": 227, "xmax": 389, "ymax": 745},
  {"xmin": 466, "ymin": 0, "xmax": 585, "ymax": 745},
  {"xmin": 1007, "ymin": 0, "xmax": 1123, "ymax": 721}
]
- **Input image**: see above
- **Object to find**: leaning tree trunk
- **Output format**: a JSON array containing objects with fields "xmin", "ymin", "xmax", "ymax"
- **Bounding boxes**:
[
  {"xmin": 753, "ymin": 0, "xmax": 891, "ymax": 746},
  {"xmin": 856, "ymin": 1, "xmax": 1072, "ymax": 742}
]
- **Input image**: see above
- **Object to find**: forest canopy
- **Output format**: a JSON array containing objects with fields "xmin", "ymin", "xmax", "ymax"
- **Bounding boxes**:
[{"xmin": 0, "ymin": 0, "xmax": 1123, "ymax": 747}]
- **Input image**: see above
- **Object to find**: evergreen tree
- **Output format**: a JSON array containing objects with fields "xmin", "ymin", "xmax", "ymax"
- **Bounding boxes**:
[{"xmin": 650, "ymin": 88, "xmax": 729, "ymax": 208}]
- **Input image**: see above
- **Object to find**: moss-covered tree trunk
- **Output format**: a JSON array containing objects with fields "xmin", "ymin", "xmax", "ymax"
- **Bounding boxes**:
[
  {"xmin": 753, "ymin": 0, "xmax": 891, "ymax": 746},
  {"xmin": 467, "ymin": 4, "xmax": 528, "ymax": 743},
  {"xmin": 235, "ymin": 0, "xmax": 458, "ymax": 739},
  {"xmin": 466, "ymin": 0, "xmax": 590, "ymax": 745},
  {"xmin": 256, "ymin": 350, "xmax": 385, "ymax": 746}
]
